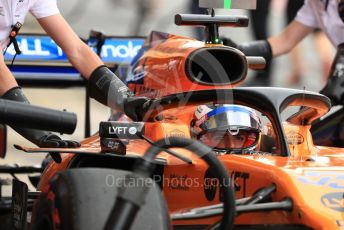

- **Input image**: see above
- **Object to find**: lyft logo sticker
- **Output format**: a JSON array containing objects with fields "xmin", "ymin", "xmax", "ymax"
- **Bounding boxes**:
[{"xmin": 109, "ymin": 127, "xmax": 128, "ymax": 135}]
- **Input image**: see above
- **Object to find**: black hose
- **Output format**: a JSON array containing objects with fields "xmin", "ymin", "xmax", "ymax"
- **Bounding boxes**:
[
  {"xmin": 0, "ymin": 99, "xmax": 77, "ymax": 134},
  {"xmin": 243, "ymin": 184, "xmax": 276, "ymax": 205},
  {"xmin": 105, "ymin": 198, "xmax": 139, "ymax": 230},
  {"xmin": 105, "ymin": 137, "xmax": 235, "ymax": 230}
]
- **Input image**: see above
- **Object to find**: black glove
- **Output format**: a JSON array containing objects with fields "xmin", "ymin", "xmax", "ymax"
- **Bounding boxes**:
[
  {"xmin": 339, "ymin": 0, "xmax": 344, "ymax": 23},
  {"xmin": 2, "ymin": 87, "xmax": 80, "ymax": 163},
  {"xmin": 88, "ymin": 65, "xmax": 150, "ymax": 121},
  {"xmin": 37, "ymin": 133, "xmax": 80, "ymax": 163},
  {"xmin": 222, "ymin": 37, "xmax": 238, "ymax": 48},
  {"xmin": 320, "ymin": 43, "xmax": 344, "ymax": 105},
  {"xmin": 222, "ymin": 38, "xmax": 272, "ymax": 69},
  {"xmin": 123, "ymin": 96, "xmax": 151, "ymax": 121},
  {"xmin": 38, "ymin": 133, "xmax": 80, "ymax": 148}
]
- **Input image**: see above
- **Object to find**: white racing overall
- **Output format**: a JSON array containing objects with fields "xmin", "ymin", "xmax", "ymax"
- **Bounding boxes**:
[{"xmin": 296, "ymin": 0, "xmax": 344, "ymax": 47}]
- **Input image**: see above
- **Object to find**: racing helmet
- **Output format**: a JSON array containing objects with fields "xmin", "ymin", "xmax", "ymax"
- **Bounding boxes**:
[{"xmin": 191, "ymin": 104, "xmax": 262, "ymax": 153}]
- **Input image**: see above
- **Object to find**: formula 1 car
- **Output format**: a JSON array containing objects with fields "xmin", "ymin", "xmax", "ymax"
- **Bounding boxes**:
[{"xmin": 13, "ymin": 1, "xmax": 343, "ymax": 230}]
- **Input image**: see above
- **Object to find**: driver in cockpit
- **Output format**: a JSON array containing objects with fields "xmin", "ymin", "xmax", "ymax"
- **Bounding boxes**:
[{"xmin": 191, "ymin": 104, "xmax": 262, "ymax": 155}]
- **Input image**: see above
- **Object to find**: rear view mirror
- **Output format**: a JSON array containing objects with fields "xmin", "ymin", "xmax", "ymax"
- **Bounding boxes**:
[
  {"xmin": 199, "ymin": 0, "xmax": 257, "ymax": 9},
  {"xmin": 0, "ymin": 124, "xmax": 7, "ymax": 158}
]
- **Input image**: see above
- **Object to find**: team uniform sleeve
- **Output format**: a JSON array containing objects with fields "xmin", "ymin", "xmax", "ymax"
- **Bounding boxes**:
[
  {"xmin": 295, "ymin": 0, "xmax": 319, "ymax": 28},
  {"xmin": 29, "ymin": 0, "xmax": 60, "ymax": 19}
]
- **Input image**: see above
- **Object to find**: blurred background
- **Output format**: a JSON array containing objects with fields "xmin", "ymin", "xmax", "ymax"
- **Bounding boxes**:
[{"xmin": 0, "ymin": 0, "xmax": 335, "ymax": 192}]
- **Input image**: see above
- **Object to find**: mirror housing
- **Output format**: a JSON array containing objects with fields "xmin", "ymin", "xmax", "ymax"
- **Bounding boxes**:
[{"xmin": 0, "ymin": 124, "xmax": 7, "ymax": 158}]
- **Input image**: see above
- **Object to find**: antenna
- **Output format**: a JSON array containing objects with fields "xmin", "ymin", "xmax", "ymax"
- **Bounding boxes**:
[{"xmin": 205, "ymin": 9, "xmax": 221, "ymax": 44}]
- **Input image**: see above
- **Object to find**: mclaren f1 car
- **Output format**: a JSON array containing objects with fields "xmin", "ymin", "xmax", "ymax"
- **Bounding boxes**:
[{"xmin": 11, "ymin": 1, "xmax": 344, "ymax": 229}]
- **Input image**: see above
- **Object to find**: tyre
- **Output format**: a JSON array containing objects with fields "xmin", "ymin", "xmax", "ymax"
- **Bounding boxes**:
[{"xmin": 31, "ymin": 168, "xmax": 170, "ymax": 230}]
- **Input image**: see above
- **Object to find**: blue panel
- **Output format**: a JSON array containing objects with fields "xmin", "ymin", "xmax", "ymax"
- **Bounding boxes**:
[
  {"xmin": 4, "ymin": 35, "xmax": 145, "ymax": 84},
  {"xmin": 5, "ymin": 36, "xmax": 68, "ymax": 62},
  {"xmin": 4, "ymin": 35, "xmax": 144, "ymax": 64},
  {"xmin": 99, "ymin": 38, "xmax": 145, "ymax": 63}
]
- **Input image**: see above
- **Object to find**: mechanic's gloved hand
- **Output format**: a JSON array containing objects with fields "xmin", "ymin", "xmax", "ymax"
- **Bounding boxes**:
[
  {"xmin": 221, "ymin": 37, "xmax": 239, "ymax": 48},
  {"xmin": 2, "ymin": 87, "xmax": 81, "ymax": 164},
  {"xmin": 339, "ymin": 0, "xmax": 344, "ymax": 23},
  {"xmin": 320, "ymin": 43, "xmax": 344, "ymax": 105},
  {"xmin": 38, "ymin": 133, "xmax": 80, "ymax": 148},
  {"xmin": 124, "ymin": 96, "xmax": 151, "ymax": 121},
  {"xmin": 38, "ymin": 133, "xmax": 80, "ymax": 163},
  {"xmin": 88, "ymin": 65, "xmax": 150, "ymax": 121},
  {"xmin": 222, "ymin": 38, "xmax": 272, "ymax": 69}
]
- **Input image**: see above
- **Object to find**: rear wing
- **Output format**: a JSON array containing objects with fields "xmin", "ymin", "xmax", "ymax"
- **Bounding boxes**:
[{"xmin": 4, "ymin": 34, "xmax": 145, "ymax": 87}]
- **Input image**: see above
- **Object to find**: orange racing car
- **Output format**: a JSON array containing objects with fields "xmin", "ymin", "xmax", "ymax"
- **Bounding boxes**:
[{"xmin": 10, "ymin": 1, "xmax": 344, "ymax": 229}]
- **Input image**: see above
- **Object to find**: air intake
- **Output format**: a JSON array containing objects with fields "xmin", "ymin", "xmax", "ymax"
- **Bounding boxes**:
[{"xmin": 185, "ymin": 47, "xmax": 247, "ymax": 85}]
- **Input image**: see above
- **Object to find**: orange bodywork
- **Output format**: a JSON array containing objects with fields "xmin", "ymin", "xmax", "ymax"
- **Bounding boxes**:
[
  {"xmin": 38, "ymin": 111, "xmax": 344, "ymax": 229},
  {"xmin": 37, "ymin": 34, "xmax": 344, "ymax": 229},
  {"xmin": 127, "ymin": 33, "xmax": 245, "ymax": 98}
]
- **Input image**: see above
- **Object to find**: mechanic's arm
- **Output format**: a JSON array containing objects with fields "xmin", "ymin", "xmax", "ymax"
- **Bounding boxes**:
[
  {"xmin": 37, "ymin": 14, "xmax": 102, "ymax": 79},
  {"xmin": 268, "ymin": 20, "xmax": 314, "ymax": 57},
  {"xmin": 224, "ymin": 20, "xmax": 314, "ymax": 67},
  {"xmin": 38, "ymin": 14, "xmax": 149, "ymax": 121},
  {"xmin": 0, "ymin": 53, "xmax": 18, "ymax": 95}
]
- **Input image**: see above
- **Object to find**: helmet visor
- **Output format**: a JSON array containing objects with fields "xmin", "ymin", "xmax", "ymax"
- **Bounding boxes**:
[{"xmin": 198, "ymin": 106, "xmax": 260, "ymax": 132}]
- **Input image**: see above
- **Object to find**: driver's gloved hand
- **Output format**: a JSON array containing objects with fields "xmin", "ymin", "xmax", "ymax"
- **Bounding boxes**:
[
  {"xmin": 88, "ymin": 65, "xmax": 150, "ymax": 121},
  {"xmin": 222, "ymin": 37, "xmax": 273, "ymax": 69},
  {"xmin": 1, "ymin": 87, "xmax": 81, "ymax": 163}
]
